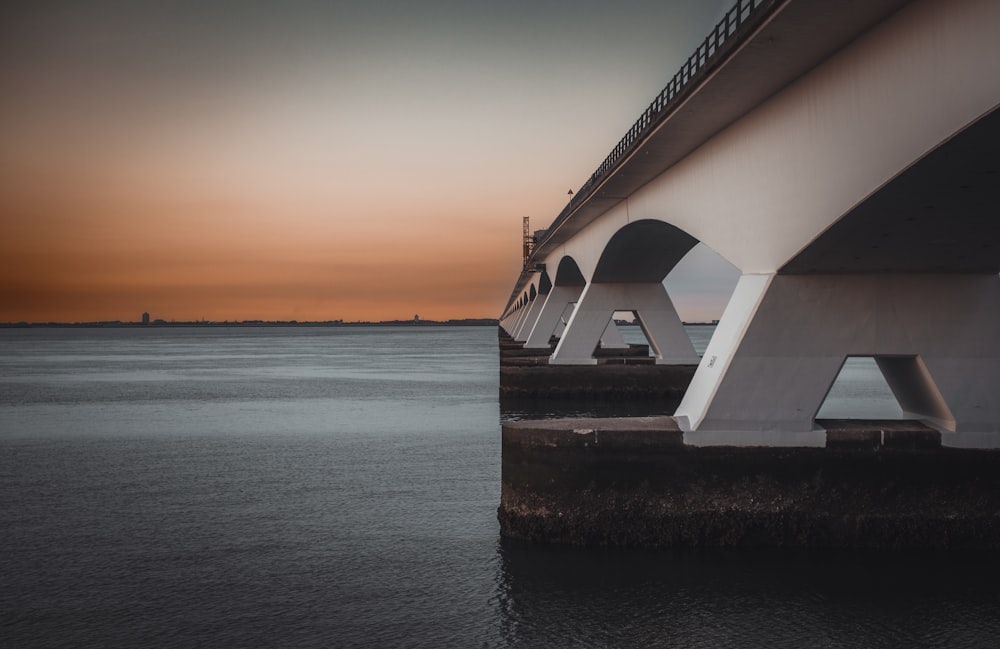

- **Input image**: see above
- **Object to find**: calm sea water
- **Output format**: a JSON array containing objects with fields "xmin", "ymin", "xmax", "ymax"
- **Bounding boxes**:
[{"xmin": 2, "ymin": 325, "xmax": 998, "ymax": 648}]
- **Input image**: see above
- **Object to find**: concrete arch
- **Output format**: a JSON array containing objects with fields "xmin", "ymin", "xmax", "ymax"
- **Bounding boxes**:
[
  {"xmin": 511, "ymin": 270, "xmax": 556, "ymax": 340},
  {"xmin": 554, "ymin": 256, "xmax": 586, "ymax": 286},
  {"xmin": 548, "ymin": 220, "xmax": 701, "ymax": 365},
  {"xmin": 535, "ymin": 201, "xmax": 737, "ymax": 291},
  {"xmin": 521, "ymin": 255, "xmax": 587, "ymax": 347},
  {"xmin": 537, "ymin": 270, "xmax": 552, "ymax": 295},
  {"xmin": 592, "ymin": 219, "xmax": 699, "ymax": 283},
  {"xmin": 506, "ymin": 0, "xmax": 1000, "ymax": 446},
  {"xmin": 521, "ymin": 213, "xmax": 739, "ymax": 355},
  {"xmin": 618, "ymin": 0, "xmax": 1000, "ymax": 274},
  {"xmin": 780, "ymin": 106, "xmax": 1000, "ymax": 274}
]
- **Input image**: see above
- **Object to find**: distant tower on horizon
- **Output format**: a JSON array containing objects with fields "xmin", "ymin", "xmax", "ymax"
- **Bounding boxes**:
[
  {"xmin": 414, "ymin": 314, "xmax": 419, "ymax": 323},
  {"xmin": 141, "ymin": 312, "xmax": 150, "ymax": 325}
]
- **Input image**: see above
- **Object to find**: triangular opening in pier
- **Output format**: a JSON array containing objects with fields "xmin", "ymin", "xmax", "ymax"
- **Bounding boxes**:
[
  {"xmin": 816, "ymin": 357, "xmax": 903, "ymax": 420},
  {"xmin": 600, "ymin": 312, "xmax": 652, "ymax": 358},
  {"xmin": 815, "ymin": 355, "xmax": 956, "ymax": 431}
]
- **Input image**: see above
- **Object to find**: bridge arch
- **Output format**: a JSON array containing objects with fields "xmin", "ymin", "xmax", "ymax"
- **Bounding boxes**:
[
  {"xmin": 510, "ymin": 271, "xmax": 556, "ymax": 340},
  {"xmin": 537, "ymin": 270, "xmax": 552, "ymax": 295},
  {"xmin": 554, "ymin": 256, "xmax": 586, "ymax": 286},
  {"xmin": 507, "ymin": 0, "xmax": 1000, "ymax": 446},
  {"xmin": 519, "ymin": 256, "xmax": 588, "ymax": 347},
  {"xmin": 547, "ymin": 220, "xmax": 702, "ymax": 365},
  {"xmin": 592, "ymin": 219, "xmax": 699, "ymax": 283}
]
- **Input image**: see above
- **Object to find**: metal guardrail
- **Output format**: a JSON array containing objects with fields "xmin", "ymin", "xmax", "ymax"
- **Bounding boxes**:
[
  {"xmin": 507, "ymin": 0, "xmax": 778, "ymax": 316},
  {"xmin": 533, "ymin": 0, "xmax": 775, "ymax": 256}
]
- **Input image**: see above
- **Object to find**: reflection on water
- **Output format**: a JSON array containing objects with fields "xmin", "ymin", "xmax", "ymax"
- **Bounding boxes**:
[{"xmin": 495, "ymin": 539, "xmax": 1000, "ymax": 648}]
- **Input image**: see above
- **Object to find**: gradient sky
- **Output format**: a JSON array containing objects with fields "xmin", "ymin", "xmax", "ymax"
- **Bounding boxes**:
[{"xmin": 1, "ymin": 0, "xmax": 738, "ymax": 323}]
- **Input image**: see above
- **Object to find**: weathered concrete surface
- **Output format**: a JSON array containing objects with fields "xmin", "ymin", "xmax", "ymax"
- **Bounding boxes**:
[{"xmin": 499, "ymin": 417, "xmax": 1000, "ymax": 548}]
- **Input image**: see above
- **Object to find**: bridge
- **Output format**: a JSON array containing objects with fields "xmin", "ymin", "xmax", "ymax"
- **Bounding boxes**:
[{"xmin": 499, "ymin": 0, "xmax": 1000, "ymax": 449}]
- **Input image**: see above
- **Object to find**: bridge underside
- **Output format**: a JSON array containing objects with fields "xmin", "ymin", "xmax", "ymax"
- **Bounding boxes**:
[
  {"xmin": 498, "ymin": 0, "xmax": 1000, "ymax": 551},
  {"xmin": 524, "ymin": 0, "xmax": 914, "ymax": 264},
  {"xmin": 500, "ymin": 0, "xmax": 1000, "ymax": 448},
  {"xmin": 672, "ymin": 106, "xmax": 1000, "ymax": 447},
  {"xmin": 783, "ymin": 106, "xmax": 1000, "ymax": 274}
]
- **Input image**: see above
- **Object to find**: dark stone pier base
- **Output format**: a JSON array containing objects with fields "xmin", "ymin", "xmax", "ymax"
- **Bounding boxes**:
[
  {"xmin": 499, "ymin": 417, "xmax": 1000, "ymax": 549},
  {"xmin": 498, "ymin": 328, "xmax": 696, "ymax": 406},
  {"xmin": 500, "ymin": 364, "xmax": 697, "ymax": 401}
]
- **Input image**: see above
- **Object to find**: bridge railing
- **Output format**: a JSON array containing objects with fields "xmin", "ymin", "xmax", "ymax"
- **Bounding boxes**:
[{"xmin": 532, "ymin": 0, "xmax": 776, "ymax": 259}]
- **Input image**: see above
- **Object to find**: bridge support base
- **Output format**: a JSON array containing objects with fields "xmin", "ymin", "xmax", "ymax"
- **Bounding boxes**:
[
  {"xmin": 550, "ymin": 282, "xmax": 698, "ymax": 365},
  {"xmin": 511, "ymin": 302, "xmax": 539, "ymax": 342},
  {"xmin": 500, "ymin": 417, "xmax": 1000, "ymax": 548},
  {"xmin": 677, "ymin": 273, "xmax": 1000, "ymax": 447},
  {"xmin": 524, "ymin": 286, "xmax": 581, "ymax": 349}
]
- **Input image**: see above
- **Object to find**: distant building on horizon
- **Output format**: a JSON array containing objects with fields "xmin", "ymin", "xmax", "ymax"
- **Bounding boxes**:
[
  {"xmin": 414, "ymin": 314, "xmax": 419, "ymax": 323},
  {"xmin": 141, "ymin": 312, "xmax": 150, "ymax": 325}
]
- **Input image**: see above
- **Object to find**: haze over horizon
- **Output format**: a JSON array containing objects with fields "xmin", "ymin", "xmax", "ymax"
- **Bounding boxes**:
[{"xmin": 1, "ymin": 0, "xmax": 739, "ymax": 324}]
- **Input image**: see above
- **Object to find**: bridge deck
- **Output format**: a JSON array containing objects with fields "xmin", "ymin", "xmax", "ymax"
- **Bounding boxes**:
[{"xmin": 509, "ymin": 0, "xmax": 911, "ymax": 311}]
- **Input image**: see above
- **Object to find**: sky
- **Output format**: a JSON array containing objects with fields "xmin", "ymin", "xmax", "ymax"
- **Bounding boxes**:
[{"xmin": 1, "ymin": 0, "xmax": 738, "ymax": 323}]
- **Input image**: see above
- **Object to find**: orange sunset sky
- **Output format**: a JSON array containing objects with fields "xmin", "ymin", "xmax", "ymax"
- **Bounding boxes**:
[{"xmin": 1, "ymin": 0, "xmax": 736, "ymax": 323}]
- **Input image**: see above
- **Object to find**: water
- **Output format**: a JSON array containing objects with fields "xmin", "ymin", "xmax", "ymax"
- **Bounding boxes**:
[{"xmin": 2, "ymin": 326, "xmax": 998, "ymax": 648}]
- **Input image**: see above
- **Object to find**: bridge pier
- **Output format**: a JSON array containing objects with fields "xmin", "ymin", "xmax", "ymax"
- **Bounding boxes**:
[
  {"xmin": 509, "ymin": 303, "xmax": 529, "ymax": 337},
  {"xmin": 497, "ymin": 0, "xmax": 1000, "ymax": 548},
  {"xmin": 598, "ymin": 319, "xmax": 626, "ymax": 349},
  {"xmin": 524, "ymin": 285, "xmax": 581, "ymax": 348},
  {"xmin": 550, "ymin": 282, "xmax": 698, "ymax": 366},
  {"xmin": 677, "ymin": 273, "xmax": 1000, "ymax": 447},
  {"xmin": 500, "ymin": 308, "xmax": 522, "ymax": 336},
  {"xmin": 512, "ymin": 295, "xmax": 544, "ymax": 341},
  {"xmin": 499, "ymin": 417, "xmax": 1000, "ymax": 548}
]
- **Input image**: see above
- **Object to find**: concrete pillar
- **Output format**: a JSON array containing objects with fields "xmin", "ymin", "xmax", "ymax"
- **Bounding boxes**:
[
  {"xmin": 513, "ymin": 296, "xmax": 546, "ymax": 342},
  {"xmin": 553, "ymin": 304, "xmax": 572, "ymax": 339},
  {"xmin": 676, "ymin": 273, "xmax": 1000, "ymax": 447},
  {"xmin": 524, "ymin": 285, "xmax": 583, "ymax": 349},
  {"xmin": 500, "ymin": 311, "xmax": 518, "ymax": 335},
  {"xmin": 508, "ymin": 306, "xmax": 527, "ymax": 335},
  {"xmin": 549, "ymin": 282, "xmax": 697, "ymax": 365},
  {"xmin": 509, "ymin": 304, "xmax": 529, "ymax": 336}
]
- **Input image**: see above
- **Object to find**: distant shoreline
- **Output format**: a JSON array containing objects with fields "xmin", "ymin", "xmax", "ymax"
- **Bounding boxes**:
[
  {"xmin": 1, "ymin": 319, "xmax": 720, "ymax": 329},
  {"xmin": 0, "ymin": 318, "xmax": 500, "ymax": 329}
]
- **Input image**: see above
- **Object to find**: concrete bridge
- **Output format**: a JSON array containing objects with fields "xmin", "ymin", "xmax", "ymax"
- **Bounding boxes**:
[{"xmin": 500, "ymin": 0, "xmax": 1000, "ymax": 448}]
